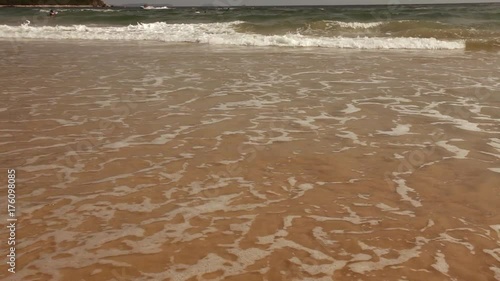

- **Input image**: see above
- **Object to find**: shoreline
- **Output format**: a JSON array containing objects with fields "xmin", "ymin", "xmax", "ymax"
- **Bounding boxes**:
[
  {"xmin": 1, "ymin": 39, "xmax": 498, "ymax": 281},
  {"xmin": 1, "ymin": 2, "xmax": 499, "ymax": 8}
]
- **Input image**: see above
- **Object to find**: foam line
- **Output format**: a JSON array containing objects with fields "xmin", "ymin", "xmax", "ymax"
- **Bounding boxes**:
[{"xmin": 0, "ymin": 22, "xmax": 466, "ymax": 50}]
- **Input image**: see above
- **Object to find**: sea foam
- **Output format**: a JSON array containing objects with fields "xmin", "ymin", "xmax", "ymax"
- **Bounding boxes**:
[{"xmin": 0, "ymin": 22, "xmax": 466, "ymax": 50}]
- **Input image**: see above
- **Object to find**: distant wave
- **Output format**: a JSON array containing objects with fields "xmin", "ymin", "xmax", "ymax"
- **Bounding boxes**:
[
  {"xmin": 237, "ymin": 19, "xmax": 499, "ymax": 40},
  {"xmin": 39, "ymin": 8, "xmax": 119, "ymax": 13},
  {"xmin": 325, "ymin": 20, "xmax": 386, "ymax": 29},
  {"xmin": 141, "ymin": 6, "xmax": 170, "ymax": 10},
  {"xmin": 0, "ymin": 22, "xmax": 467, "ymax": 50}
]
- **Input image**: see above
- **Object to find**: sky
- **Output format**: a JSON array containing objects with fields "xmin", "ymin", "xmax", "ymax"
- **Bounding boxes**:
[{"xmin": 107, "ymin": 0, "xmax": 500, "ymax": 6}]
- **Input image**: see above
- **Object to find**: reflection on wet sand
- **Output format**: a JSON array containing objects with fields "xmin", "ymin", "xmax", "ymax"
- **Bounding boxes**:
[{"xmin": 0, "ymin": 41, "xmax": 499, "ymax": 281}]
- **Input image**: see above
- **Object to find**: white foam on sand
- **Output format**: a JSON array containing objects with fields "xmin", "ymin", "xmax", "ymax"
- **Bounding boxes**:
[
  {"xmin": 420, "ymin": 219, "xmax": 435, "ymax": 232},
  {"xmin": 341, "ymin": 104, "xmax": 361, "ymax": 114},
  {"xmin": 490, "ymin": 225, "xmax": 500, "ymax": 239},
  {"xmin": 437, "ymin": 233, "xmax": 475, "ymax": 254},
  {"xmin": 484, "ymin": 248, "xmax": 500, "ymax": 263},
  {"xmin": 292, "ymin": 183, "xmax": 314, "ymax": 198},
  {"xmin": 336, "ymin": 130, "xmax": 367, "ymax": 146},
  {"xmin": 375, "ymin": 203, "xmax": 415, "ymax": 217},
  {"xmin": 312, "ymin": 227, "xmax": 336, "ymax": 246},
  {"xmin": 375, "ymin": 203, "xmax": 397, "ymax": 211},
  {"xmin": 431, "ymin": 251, "xmax": 449, "ymax": 275},
  {"xmin": 393, "ymin": 177, "xmax": 422, "ymax": 208},
  {"xmin": 395, "ymin": 106, "xmax": 484, "ymax": 132},
  {"xmin": 349, "ymin": 238, "xmax": 426, "ymax": 274},
  {"xmin": 436, "ymin": 141, "xmax": 469, "ymax": 159},
  {"xmin": 310, "ymin": 206, "xmax": 380, "ymax": 226},
  {"xmin": 489, "ymin": 138, "xmax": 500, "ymax": 151},
  {"xmin": 490, "ymin": 266, "xmax": 500, "ymax": 281},
  {"xmin": 288, "ymin": 256, "xmax": 347, "ymax": 278},
  {"xmin": 377, "ymin": 124, "xmax": 412, "ymax": 136}
]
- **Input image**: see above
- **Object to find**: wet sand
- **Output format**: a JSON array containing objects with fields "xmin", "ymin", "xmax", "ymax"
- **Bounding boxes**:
[{"xmin": 0, "ymin": 40, "xmax": 499, "ymax": 280}]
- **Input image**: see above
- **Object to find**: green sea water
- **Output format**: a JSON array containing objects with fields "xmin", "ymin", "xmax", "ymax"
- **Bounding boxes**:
[{"xmin": 0, "ymin": 4, "xmax": 499, "ymax": 50}]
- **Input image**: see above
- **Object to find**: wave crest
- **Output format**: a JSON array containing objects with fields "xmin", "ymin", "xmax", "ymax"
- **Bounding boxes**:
[{"xmin": 0, "ymin": 21, "xmax": 465, "ymax": 50}]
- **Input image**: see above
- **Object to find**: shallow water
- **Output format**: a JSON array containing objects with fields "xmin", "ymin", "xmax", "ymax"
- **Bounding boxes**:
[{"xmin": 0, "ymin": 40, "xmax": 499, "ymax": 280}]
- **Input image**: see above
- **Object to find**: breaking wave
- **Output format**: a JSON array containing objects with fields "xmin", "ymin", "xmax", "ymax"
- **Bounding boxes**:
[{"xmin": 0, "ymin": 21, "xmax": 466, "ymax": 50}]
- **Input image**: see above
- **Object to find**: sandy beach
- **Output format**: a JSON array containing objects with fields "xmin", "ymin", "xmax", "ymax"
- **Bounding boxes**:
[{"xmin": 0, "ymin": 39, "xmax": 498, "ymax": 280}]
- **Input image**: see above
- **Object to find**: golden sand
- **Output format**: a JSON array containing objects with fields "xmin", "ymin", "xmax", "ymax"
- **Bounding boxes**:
[{"xmin": 0, "ymin": 40, "xmax": 499, "ymax": 280}]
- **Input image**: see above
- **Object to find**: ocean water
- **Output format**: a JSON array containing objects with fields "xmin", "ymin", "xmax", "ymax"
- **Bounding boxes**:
[
  {"xmin": 0, "ymin": 4, "xmax": 499, "ymax": 281},
  {"xmin": 0, "ymin": 4, "xmax": 499, "ymax": 50}
]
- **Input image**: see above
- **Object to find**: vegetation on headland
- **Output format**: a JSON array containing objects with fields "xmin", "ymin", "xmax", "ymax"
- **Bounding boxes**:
[{"xmin": 0, "ymin": 0, "xmax": 107, "ymax": 7}]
